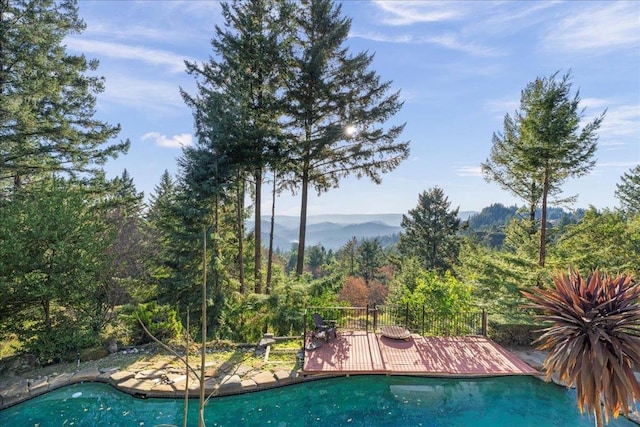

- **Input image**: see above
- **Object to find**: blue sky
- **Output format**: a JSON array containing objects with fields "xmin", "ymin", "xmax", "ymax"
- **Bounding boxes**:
[{"xmin": 69, "ymin": 1, "xmax": 639, "ymax": 215}]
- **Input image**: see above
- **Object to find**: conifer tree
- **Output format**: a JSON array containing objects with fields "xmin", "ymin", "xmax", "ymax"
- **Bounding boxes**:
[
  {"xmin": 0, "ymin": 178, "xmax": 114, "ymax": 360},
  {"xmin": 483, "ymin": 71, "xmax": 604, "ymax": 266},
  {"xmin": 615, "ymin": 164, "xmax": 640, "ymax": 215},
  {"xmin": 398, "ymin": 187, "xmax": 460, "ymax": 273},
  {"xmin": 0, "ymin": 0, "xmax": 128, "ymax": 192},
  {"xmin": 283, "ymin": 0, "xmax": 408, "ymax": 275},
  {"xmin": 357, "ymin": 238, "xmax": 384, "ymax": 285},
  {"xmin": 182, "ymin": 0, "xmax": 290, "ymax": 293}
]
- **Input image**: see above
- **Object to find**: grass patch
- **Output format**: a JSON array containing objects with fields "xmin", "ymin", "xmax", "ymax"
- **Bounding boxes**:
[{"xmin": 0, "ymin": 335, "xmax": 20, "ymax": 359}]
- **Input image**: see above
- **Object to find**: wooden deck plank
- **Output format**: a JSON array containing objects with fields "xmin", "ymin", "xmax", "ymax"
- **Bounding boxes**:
[{"xmin": 303, "ymin": 332, "xmax": 538, "ymax": 377}]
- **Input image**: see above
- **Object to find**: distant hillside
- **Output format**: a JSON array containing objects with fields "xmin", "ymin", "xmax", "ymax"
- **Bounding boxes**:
[
  {"xmin": 463, "ymin": 203, "xmax": 585, "ymax": 249},
  {"xmin": 253, "ymin": 218, "xmax": 402, "ymax": 252},
  {"xmin": 248, "ymin": 212, "xmax": 476, "ymax": 252},
  {"xmin": 266, "ymin": 213, "xmax": 404, "ymax": 228}
]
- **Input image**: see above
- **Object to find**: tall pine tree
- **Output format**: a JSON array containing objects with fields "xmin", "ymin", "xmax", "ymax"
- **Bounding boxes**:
[
  {"xmin": 182, "ymin": 0, "xmax": 290, "ymax": 293},
  {"xmin": 615, "ymin": 165, "xmax": 640, "ymax": 215},
  {"xmin": 398, "ymin": 187, "xmax": 460, "ymax": 274},
  {"xmin": 483, "ymin": 71, "xmax": 604, "ymax": 266},
  {"xmin": 0, "ymin": 0, "xmax": 128, "ymax": 192},
  {"xmin": 283, "ymin": 0, "xmax": 408, "ymax": 275}
]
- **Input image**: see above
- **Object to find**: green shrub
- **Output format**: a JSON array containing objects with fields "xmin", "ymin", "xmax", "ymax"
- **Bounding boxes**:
[
  {"xmin": 126, "ymin": 302, "xmax": 182, "ymax": 344},
  {"xmin": 20, "ymin": 316, "xmax": 97, "ymax": 365},
  {"xmin": 488, "ymin": 321, "xmax": 541, "ymax": 347}
]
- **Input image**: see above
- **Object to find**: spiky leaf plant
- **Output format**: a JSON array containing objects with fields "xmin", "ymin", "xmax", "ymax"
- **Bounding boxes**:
[{"xmin": 523, "ymin": 268, "xmax": 640, "ymax": 427}]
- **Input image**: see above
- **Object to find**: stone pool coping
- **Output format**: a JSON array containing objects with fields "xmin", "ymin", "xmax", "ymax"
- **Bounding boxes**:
[
  {"xmin": 1, "ymin": 347, "xmax": 638, "ymax": 425},
  {"xmin": 0, "ymin": 355, "xmax": 312, "ymax": 409}
]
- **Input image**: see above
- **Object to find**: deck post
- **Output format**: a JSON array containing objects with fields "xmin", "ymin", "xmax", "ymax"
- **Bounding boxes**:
[
  {"xmin": 481, "ymin": 309, "xmax": 487, "ymax": 336},
  {"xmin": 405, "ymin": 303, "xmax": 409, "ymax": 328},
  {"xmin": 366, "ymin": 304, "xmax": 369, "ymax": 333},
  {"xmin": 303, "ymin": 309, "xmax": 307, "ymax": 356},
  {"xmin": 372, "ymin": 305, "xmax": 377, "ymax": 331}
]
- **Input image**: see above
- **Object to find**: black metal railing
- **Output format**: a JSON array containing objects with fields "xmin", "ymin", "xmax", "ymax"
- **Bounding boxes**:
[
  {"xmin": 303, "ymin": 306, "xmax": 370, "ymax": 333},
  {"xmin": 303, "ymin": 305, "xmax": 487, "ymax": 339}
]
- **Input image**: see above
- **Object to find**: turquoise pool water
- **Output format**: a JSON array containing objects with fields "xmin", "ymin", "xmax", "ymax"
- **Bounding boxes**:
[{"xmin": 0, "ymin": 375, "xmax": 636, "ymax": 426}]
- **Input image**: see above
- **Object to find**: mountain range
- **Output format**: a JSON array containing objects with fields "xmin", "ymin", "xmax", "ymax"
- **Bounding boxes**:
[{"xmin": 248, "ymin": 212, "xmax": 476, "ymax": 252}]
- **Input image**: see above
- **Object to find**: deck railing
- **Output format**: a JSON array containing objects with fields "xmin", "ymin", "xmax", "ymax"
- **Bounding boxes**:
[{"xmin": 303, "ymin": 305, "xmax": 487, "ymax": 339}]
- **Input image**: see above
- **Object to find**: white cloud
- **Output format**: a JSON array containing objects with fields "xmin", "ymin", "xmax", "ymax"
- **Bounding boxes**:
[
  {"xmin": 486, "ymin": 98, "xmax": 520, "ymax": 117},
  {"xmin": 469, "ymin": 1, "xmax": 559, "ymax": 37},
  {"xmin": 580, "ymin": 97, "xmax": 612, "ymax": 109},
  {"xmin": 349, "ymin": 30, "xmax": 414, "ymax": 43},
  {"xmin": 424, "ymin": 33, "xmax": 500, "ymax": 57},
  {"xmin": 142, "ymin": 132, "xmax": 193, "ymax": 149},
  {"xmin": 456, "ymin": 166, "xmax": 482, "ymax": 177},
  {"xmin": 101, "ymin": 74, "xmax": 187, "ymax": 112},
  {"xmin": 542, "ymin": 2, "xmax": 640, "ymax": 52},
  {"xmin": 597, "ymin": 104, "xmax": 640, "ymax": 139},
  {"xmin": 596, "ymin": 161, "xmax": 640, "ymax": 169},
  {"xmin": 65, "ymin": 38, "xmax": 193, "ymax": 74},
  {"xmin": 83, "ymin": 23, "xmax": 183, "ymax": 43},
  {"xmin": 350, "ymin": 30, "xmax": 499, "ymax": 57},
  {"xmin": 80, "ymin": 1, "xmax": 222, "ymax": 44},
  {"xmin": 372, "ymin": 1, "xmax": 464, "ymax": 26}
]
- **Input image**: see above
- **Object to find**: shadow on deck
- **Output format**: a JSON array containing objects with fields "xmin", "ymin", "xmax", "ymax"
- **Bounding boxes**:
[{"xmin": 302, "ymin": 331, "xmax": 538, "ymax": 377}]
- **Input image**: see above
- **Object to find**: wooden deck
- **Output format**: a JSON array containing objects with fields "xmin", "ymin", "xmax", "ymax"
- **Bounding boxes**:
[{"xmin": 303, "ymin": 331, "xmax": 539, "ymax": 376}]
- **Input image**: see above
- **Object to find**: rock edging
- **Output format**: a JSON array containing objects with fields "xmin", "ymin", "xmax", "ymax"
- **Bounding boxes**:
[{"xmin": 0, "ymin": 361, "xmax": 334, "ymax": 410}]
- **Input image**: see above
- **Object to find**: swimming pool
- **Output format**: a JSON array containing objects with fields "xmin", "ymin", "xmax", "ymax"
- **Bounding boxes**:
[{"xmin": 0, "ymin": 375, "xmax": 636, "ymax": 426}]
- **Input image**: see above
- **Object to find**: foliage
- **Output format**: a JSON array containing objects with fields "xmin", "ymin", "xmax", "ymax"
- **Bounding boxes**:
[
  {"xmin": 481, "ymin": 109, "xmax": 546, "ymax": 229},
  {"xmin": 145, "ymin": 173, "xmax": 239, "ymax": 339},
  {"xmin": 457, "ymin": 239, "xmax": 539, "ymax": 322},
  {"xmin": 97, "ymin": 170, "xmax": 149, "ymax": 304},
  {"xmin": 523, "ymin": 269, "xmax": 640, "ymax": 427},
  {"xmin": 0, "ymin": 0, "xmax": 128, "ymax": 192},
  {"xmin": 0, "ymin": 179, "xmax": 118, "ymax": 348},
  {"xmin": 335, "ymin": 237, "xmax": 358, "ymax": 276},
  {"xmin": 305, "ymin": 273, "xmax": 343, "ymax": 307},
  {"xmin": 482, "ymin": 71, "xmax": 604, "ymax": 267},
  {"xmin": 182, "ymin": 0, "xmax": 290, "ymax": 295},
  {"xmin": 398, "ymin": 187, "xmax": 460, "ymax": 273},
  {"xmin": 126, "ymin": 302, "xmax": 182, "ymax": 345},
  {"xmin": 214, "ymin": 273, "xmax": 307, "ymax": 342},
  {"xmin": 501, "ymin": 215, "xmax": 540, "ymax": 261},
  {"xmin": 487, "ymin": 321, "xmax": 540, "ymax": 347},
  {"xmin": 357, "ymin": 238, "xmax": 385, "ymax": 284},
  {"xmin": 307, "ymin": 245, "xmax": 328, "ymax": 278},
  {"xmin": 339, "ymin": 276, "xmax": 368, "ymax": 307},
  {"xmin": 20, "ymin": 314, "xmax": 98, "ymax": 365},
  {"xmin": 466, "ymin": 203, "xmax": 518, "ymax": 230},
  {"xmin": 388, "ymin": 260, "xmax": 471, "ymax": 317},
  {"xmin": 616, "ymin": 164, "xmax": 640, "ymax": 215},
  {"xmin": 219, "ymin": 292, "xmax": 269, "ymax": 342},
  {"xmin": 266, "ymin": 278, "xmax": 308, "ymax": 336},
  {"xmin": 463, "ymin": 204, "xmax": 585, "ymax": 250},
  {"xmin": 367, "ymin": 280, "xmax": 388, "ymax": 306},
  {"xmin": 284, "ymin": 0, "xmax": 408, "ymax": 275},
  {"xmin": 548, "ymin": 207, "xmax": 640, "ymax": 275}
]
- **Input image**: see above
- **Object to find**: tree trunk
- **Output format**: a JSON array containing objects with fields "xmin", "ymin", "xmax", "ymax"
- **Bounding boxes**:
[
  {"xmin": 349, "ymin": 238, "xmax": 356, "ymax": 275},
  {"xmin": 528, "ymin": 203, "xmax": 536, "ymax": 235},
  {"xmin": 266, "ymin": 170, "xmax": 276, "ymax": 294},
  {"xmin": 538, "ymin": 169, "xmax": 549, "ymax": 267},
  {"xmin": 254, "ymin": 170, "xmax": 262, "ymax": 293},
  {"xmin": 236, "ymin": 177, "xmax": 245, "ymax": 294},
  {"xmin": 199, "ymin": 227, "xmax": 207, "ymax": 427},
  {"xmin": 42, "ymin": 299, "xmax": 51, "ymax": 328},
  {"xmin": 296, "ymin": 167, "xmax": 309, "ymax": 276},
  {"xmin": 183, "ymin": 311, "xmax": 189, "ymax": 427}
]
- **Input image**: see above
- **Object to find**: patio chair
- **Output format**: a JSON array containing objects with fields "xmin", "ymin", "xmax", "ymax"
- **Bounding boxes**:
[{"xmin": 312, "ymin": 313, "xmax": 337, "ymax": 342}]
